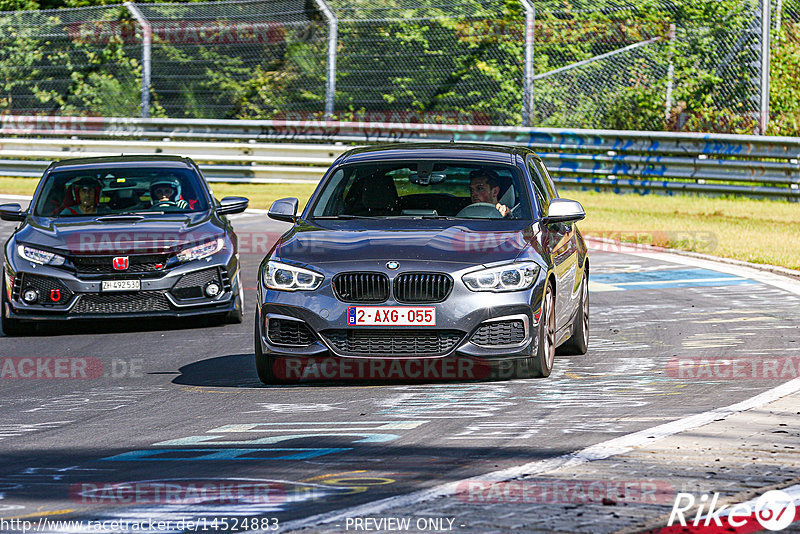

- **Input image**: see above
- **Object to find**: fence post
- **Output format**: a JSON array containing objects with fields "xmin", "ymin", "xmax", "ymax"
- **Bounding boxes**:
[
  {"xmin": 664, "ymin": 24, "xmax": 676, "ymax": 123},
  {"xmin": 124, "ymin": 2, "xmax": 151, "ymax": 119},
  {"xmin": 520, "ymin": 0, "xmax": 535, "ymax": 127},
  {"xmin": 759, "ymin": 0, "xmax": 771, "ymax": 134},
  {"xmin": 312, "ymin": 0, "xmax": 337, "ymax": 119}
]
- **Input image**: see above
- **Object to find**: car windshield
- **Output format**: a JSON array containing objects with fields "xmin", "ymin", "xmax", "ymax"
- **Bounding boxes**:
[
  {"xmin": 310, "ymin": 161, "xmax": 532, "ymax": 220},
  {"xmin": 33, "ymin": 167, "xmax": 209, "ymax": 217}
]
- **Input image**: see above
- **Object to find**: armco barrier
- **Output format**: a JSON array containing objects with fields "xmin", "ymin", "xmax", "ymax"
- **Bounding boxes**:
[{"xmin": 1, "ymin": 116, "xmax": 799, "ymax": 199}]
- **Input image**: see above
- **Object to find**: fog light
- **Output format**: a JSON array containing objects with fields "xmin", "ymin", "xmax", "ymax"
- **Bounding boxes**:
[
  {"xmin": 22, "ymin": 288, "xmax": 39, "ymax": 304},
  {"xmin": 205, "ymin": 282, "xmax": 221, "ymax": 297}
]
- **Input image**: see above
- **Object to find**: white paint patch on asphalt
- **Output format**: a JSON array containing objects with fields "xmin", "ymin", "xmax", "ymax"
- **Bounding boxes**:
[
  {"xmin": 587, "ymin": 241, "xmax": 800, "ymax": 297},
  {"xmin": 274, "ymin": 377, "xmax": 800, "ymax": 533}
]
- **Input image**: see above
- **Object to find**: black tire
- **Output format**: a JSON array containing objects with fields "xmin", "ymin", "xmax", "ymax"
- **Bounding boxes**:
[
  {"xmin": 254, "ymin": 311, "xmax": 279, "ymax": 384},
  {"xmin": 226, "ymin": 282, "xmax": 244, "ymax": 324},
  {"xmin": 558, "ymin": 271, "xmax": 589, "ymax": 356},
  {"xmin": 1, "ymin": 280, "xmax": 33, "ymax": 336},
  {"xmin": 531, "ymin": 280, "xmax": 556, "ymax": 378}
]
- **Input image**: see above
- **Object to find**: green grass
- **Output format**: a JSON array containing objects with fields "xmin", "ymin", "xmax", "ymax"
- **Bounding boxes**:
[
  {"xmin": 565, "ymin": 190, "xmax": 800, "ymax": 271},
  {"xmin": 208, "ymin": 182, "xmax": 319, "ymax": 212},
  {"xmin": 0, "ymin": 177, "xmax": 40, "ymax": 197},
  {"xmin": 2, "ymin": 177, "xmax": 798, "ymax": 270}
]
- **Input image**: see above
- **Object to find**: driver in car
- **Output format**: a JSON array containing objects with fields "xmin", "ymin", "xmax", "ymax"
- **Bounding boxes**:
[
  {"xmin": 469, "ymin": 169, "xmax": 510, "ymax": 217},
  {"xmin": 150, "ymin": 179, "xmax": 188, "ymax": 209}
]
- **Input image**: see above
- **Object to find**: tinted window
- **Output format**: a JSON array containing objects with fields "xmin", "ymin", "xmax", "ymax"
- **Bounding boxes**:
[
  {"xmin": 527, "ymin": 157, "xmax": 550, "ymax": 215},
  {"xmin": 33, "ymin": 167, "xmax": 209, "ymax": 217},
  {"xmin": 534, "ymin": 159, "xmax": 559, "ymax": 200},
  {"xmin": 310, "ymin": 161, "xmax": 531, "ymax": 220}
]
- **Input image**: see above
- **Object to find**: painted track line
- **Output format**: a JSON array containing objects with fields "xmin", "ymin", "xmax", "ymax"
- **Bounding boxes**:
[{"xmin": 274, "ymin": 377, "xmax": 800, "ymax": 532}]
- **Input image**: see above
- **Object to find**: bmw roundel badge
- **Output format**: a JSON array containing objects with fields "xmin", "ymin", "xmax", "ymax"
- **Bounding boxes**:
[{"xmin": 386, "ymin": 261, "xmax": 400, "ymax": 270}]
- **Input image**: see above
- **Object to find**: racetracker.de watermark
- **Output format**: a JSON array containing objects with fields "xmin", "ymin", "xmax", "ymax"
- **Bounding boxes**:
[
  {"xmin": 272, "ymin": 357, "xmax": 542, "ymax": 382},
  {"xmin": 588, "ymin": 231, "xmax": 718, "ymax": 253},
  {"xmin": 457, "ymin": 479, "xmax": 675, "ymax": 505},
  {"xmin": 666, "ymin": 357, "xmax": 800, "ymax": 380},
  {"xmin": 70, "ymin": 480, "xmax": 286, "ymax": 505},
  {"xmin": 67, "ymin": 20, "xmax": 285, "ymax": 45},
  {"xmin": 272, "ymin": 110, "xmax": 491, "ymax": 125},
  {"xmin": 0, "ymin": 357, "xmax": 142, "ymax": 380},
  {"xmin": 273, "ymin": 357, "xmax": 491, "ymax": 382}
]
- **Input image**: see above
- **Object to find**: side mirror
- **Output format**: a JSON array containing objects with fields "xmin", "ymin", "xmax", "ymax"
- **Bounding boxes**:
[
  {"xmin": 268, "ymin": 197, "xmax": 299, "ymax": 223},
  {"xmin": 543, "ymin": 199, "xmax": 585, "ymax": 225},
  {"xmin": 217, "ymin": 196, "xmax": 249, "ymax": 215},
  {"xmin": 0, "ymin": 203, "xmax": 27, "ymax": 222}
]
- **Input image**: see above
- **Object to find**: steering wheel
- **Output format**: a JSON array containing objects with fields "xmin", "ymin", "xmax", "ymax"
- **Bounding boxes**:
[
  {"xmin": 456, "ymin": 202, "xmax": 503, "ymax": 219},
  {"xmin": 153, "ymin": 199, "xmax": 189, "ymax": 209}
]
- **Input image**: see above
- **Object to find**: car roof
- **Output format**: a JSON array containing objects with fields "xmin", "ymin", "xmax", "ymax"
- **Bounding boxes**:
[
  {"xmin": 48, "ymin": 155, "xmax": 196, "ymax": 172},
  {"xmin": 339, "ymin": 143, "xmax": 537, "ymax": 165}
]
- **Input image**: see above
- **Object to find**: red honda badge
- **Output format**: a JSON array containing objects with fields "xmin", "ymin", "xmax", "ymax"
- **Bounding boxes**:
[
  {"xmin": 112, "ymin": 256, "xmax": 129, "ymax": 270},
  {"xmin": 50, "ymin": 289, "xmax": 61, "ymax": 302}
]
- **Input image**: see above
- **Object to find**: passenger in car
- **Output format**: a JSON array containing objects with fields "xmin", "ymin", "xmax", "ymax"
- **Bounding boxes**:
[
  {"xmin": 60, "ymin": 177, "xmax": 103, "ymax": 216},
  {"xmin": 468, "ymin": 169, "xmax": 510, "ymax": 217}
]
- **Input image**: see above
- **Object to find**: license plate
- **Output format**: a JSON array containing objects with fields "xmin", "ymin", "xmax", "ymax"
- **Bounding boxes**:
[
  {"xmin": 347, "ymin": 306, "xmax": 436, "ymax": 326},
  {"xmin": 101, "ymin": 279, "xmax": 141, "ymax": 292}
]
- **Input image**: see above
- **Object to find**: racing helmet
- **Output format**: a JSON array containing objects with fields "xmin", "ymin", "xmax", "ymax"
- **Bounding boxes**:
[
  {"xmin": 150, "ymin": 178, "xmax": 181, "ymax": 204},
  {"xmin": 69, "ymin": 176, "xmax": 102, "ymax": 204}
]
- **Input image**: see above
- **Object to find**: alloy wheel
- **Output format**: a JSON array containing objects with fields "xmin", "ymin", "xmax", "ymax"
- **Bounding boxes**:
[
  {"xmin": 581, "ymin": 277, "xmax": 589, "ymax": 348},
  {"xmin": 545, "ymin": 284, "xmax": 556, "ymax": 370}
]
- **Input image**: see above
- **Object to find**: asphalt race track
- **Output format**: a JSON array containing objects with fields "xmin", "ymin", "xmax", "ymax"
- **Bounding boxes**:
[{"xmin": 1, "ymin": 209, "xmax": 799, "ymax": 533}]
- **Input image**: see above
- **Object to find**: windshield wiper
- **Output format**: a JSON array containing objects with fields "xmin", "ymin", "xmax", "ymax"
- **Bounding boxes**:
[
  {"xmin": 95, "ymin": 214, "xmax": 146, "ymax": 221},
  {"xmin": 119, "ymin": 211, "xmax": 166, "ymax": 215}
]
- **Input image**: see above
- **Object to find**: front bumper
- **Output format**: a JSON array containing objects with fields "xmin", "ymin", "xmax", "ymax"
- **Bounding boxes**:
[
  {"xmin": 4, "ymin": 255, "xmax": 239, "ymax": 321},
  {"xmin": 255, "ymin": 266, "xmax": 547, "ymax": 363}
]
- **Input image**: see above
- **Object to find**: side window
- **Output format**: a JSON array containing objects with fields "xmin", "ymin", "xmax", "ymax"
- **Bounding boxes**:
[
  {"xmin": 535, "ymin": 159, "xmax": 559, "ymax": 200},
  {"xmin": 526, "ymin": 156, "xmax": 551, "ymax": 216}
]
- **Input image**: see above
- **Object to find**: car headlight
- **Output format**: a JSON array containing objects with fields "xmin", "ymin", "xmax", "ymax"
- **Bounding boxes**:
[
  {"xmin": 462, "ymin": 262, "xmax": 540, "ymax": 292},
  {"xmin": 263, "ymin": 261, "xmax": 324, "ymax": 291},
  {"xmin": 177, "ymin": 238, "xmax": 225, "ymax": 263},
  {"xmin": 17, "ymin": 245, "xmax": 66, "ymax": 266}
]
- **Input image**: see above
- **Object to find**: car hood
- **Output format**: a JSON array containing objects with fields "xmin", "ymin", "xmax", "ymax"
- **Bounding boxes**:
[
  {"xmin": 274, "ymin": 220, "xmax": 540, "ymax": 268},
  {"xmin": 15, "ymin": 212, "xmax": 223, "ymax": 255}
]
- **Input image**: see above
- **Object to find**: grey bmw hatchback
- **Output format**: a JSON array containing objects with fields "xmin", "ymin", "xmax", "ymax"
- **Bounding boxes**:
[{"xmin": 254, "ymin": 143, "xmax": 588, "ymax": 383}]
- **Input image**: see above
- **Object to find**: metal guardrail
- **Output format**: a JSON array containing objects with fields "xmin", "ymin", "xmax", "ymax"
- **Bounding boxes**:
[{"xmin": 1, "ymin": 115, "xmax": 799, "ymax": 199}]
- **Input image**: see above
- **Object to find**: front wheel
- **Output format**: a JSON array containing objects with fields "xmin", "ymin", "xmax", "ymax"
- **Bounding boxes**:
[
  {"xmin": 531, "ymin": 281, "xmax": 556, "ymax": 377},
  {"xmin": 1, "ymin": 278, "xmax": 33, "ymax": 336},
  {"xmin": 226, "ymin": 281, "xmax": 245, "ymax": 324},
  {"xmin": 558, "ymin": 271, "xmax": 589, "ymax": 356}
]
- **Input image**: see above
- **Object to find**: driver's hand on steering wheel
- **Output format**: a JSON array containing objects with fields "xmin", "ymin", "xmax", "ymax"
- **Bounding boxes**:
[
  {"xmin": 496, "ymin": 203, "xmax": 510, "ymax": 217},
  {"xmin": 154, "ymin": 199, "xmax": 188, "ymax": 209}
]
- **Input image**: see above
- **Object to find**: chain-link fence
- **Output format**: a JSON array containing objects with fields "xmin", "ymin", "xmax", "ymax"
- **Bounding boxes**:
[
  {"xmin": 0, "ymin": 4, "xmax": 140, "ymax": 117},
  {"xmin": 770, "ymin": 0, "xmax": 800, "ymax": 134},
  {"xmin": 0, "ymin": 0, "xmax": 779, "ymax": 133}
]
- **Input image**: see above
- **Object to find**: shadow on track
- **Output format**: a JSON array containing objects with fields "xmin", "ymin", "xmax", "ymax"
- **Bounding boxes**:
[{"xmin": 173, "ymin": 354, "xmax": 533, "ymax": 389}]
